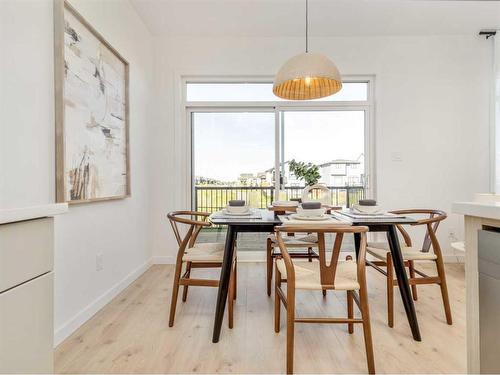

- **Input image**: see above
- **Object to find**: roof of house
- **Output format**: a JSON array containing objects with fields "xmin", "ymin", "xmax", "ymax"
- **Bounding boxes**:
[{"xmin": 319, "ymin": 159, "xmax": 361, "ymax": 167}]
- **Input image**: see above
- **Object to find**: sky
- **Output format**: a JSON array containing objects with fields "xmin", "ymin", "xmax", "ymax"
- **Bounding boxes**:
[{"xmin": 193, "ymin": 110, "xmax": 365, "ymax": 182}]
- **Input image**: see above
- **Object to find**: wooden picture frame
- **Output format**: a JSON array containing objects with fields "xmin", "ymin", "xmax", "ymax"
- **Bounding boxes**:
[{"xmin": 54, "ymin": 0, "xmax": 130, "ymax": 204}]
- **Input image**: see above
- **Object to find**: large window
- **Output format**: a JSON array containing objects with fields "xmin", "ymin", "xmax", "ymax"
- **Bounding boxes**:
[
  {"xmin": 187, "ymin": 82, "xmax": 368, "ymax": 102},
  {"xmin": 281, "ymin": 110, "xmax": 366, "ymax": 206},
  {"xmin": 186, "ymin": 78, "xmax": 373, "ymax": 250},
  {"xmin": 192, "ymin": 112, "xmax": 275, "ymax": 212}
]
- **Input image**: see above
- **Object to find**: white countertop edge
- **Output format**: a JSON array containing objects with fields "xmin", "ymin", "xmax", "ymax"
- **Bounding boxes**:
[
  {"xmin": 0, "ymin": 203, "xmax": 68, "ymax": 224},
  {"xmin": 452, "ymin": 201, "xmax": 500, "ymax": 221}
]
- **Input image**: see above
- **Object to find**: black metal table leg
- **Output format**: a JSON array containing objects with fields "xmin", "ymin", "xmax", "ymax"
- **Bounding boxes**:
[
  {"xmin": 212, "ymin": 225, "xmax": 237, "ymax": 343},
  {"xmin": 387, "ymin": 224, "xmax": 422, "ymax": 341}
]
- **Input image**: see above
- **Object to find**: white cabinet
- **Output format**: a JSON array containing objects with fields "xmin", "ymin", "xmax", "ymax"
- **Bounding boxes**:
[
  {"xmin": 478, "ymin": 229, "xmax": 500, "ymax": 374},
  {"xmin": 0, "ymin": 206, "xmax": 66, "ymax": 374},
  {"xmin": 0, "ymin": 272, "xmax": 53, "ymax": 373},
  {"xmin": 0, "ymin": 218, "xmax": 53, "ymax": 293}
]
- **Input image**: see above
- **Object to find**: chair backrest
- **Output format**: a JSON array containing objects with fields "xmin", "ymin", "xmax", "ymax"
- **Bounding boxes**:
[
  {"xmin": 390, "ymin": 209, "xmax": 447, "ymax": 253},
  {"xmin": 275, "ymin": 225, "xmax": 369, "ymax": 289},
  {"xmin": 167, "ymin": 211, "xmax": 212, "ymax": 261}
]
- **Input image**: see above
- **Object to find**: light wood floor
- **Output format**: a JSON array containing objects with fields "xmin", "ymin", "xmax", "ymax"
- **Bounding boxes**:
[{"xmin": 55, "ymin": 262, "xmax": 466, "ymax": 374}]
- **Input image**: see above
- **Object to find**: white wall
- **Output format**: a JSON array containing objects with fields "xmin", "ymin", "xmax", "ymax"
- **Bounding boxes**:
[
  {"xmin": 0, "ymin": 0, "xmax": 55, "ymax": 207},
  {"xmin": 0, "ymin": 0, "xmax": 154, "ymax": 345},
  {"xmin": 495, "ymin": 36, "xmax": 500, "ymax": 193},
  {"xmin": 150, "ymin": 35, "xmax": 491, "ymax": 261},
  {"xmin": 0, "ymin": 0, "xmax": 491, "ymax": 345}
]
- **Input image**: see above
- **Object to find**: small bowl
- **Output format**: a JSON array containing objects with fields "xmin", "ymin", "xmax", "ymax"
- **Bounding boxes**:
[
  {"xmin": 226, "ymin": 205, "xmax": 249, "ymax": 214},
  {"xmin": 301, "ymin": 201, "xmax": 322, "ymax": 209},
  {"xmin": 296, "ymin": 207, "xmax": 326, "ymax": 217},
  {"xmin": 228, "ymin": 200, "xmax": 246, "ymax": 207},
  {"xmin": 358, "ymin": 199, "xmax": 377, "ymax": 206}
]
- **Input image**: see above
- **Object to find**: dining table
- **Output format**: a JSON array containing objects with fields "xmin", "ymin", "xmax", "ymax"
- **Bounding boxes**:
[{"xmin": 209, "ymin": 209, "xmax": 421, "ymax": 343}]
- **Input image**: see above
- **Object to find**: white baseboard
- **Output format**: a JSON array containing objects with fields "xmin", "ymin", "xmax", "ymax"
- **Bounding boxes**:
[
  {"xmin": 152, "ymin": 253, "xmax": 265, "ymax": 263},
  {"xmin": 443, "ymin": 254, "xmax": 465, "ymax": 264},
  {"xmin": 152, "ymin": 255, "xmax": 175, "ymax": 264},
  {"xmin": 54, "ymin": 259, "xmax": 152, "ymax": 347},
  {"xmin": 153, "ymin": 252, "xmax": 266, "ymax": 263}
]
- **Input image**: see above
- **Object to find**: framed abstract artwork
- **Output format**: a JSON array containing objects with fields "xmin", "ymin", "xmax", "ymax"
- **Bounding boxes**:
[{"xmin": 54, "ymin": 0, "xmax": 130, "ymax": 204}]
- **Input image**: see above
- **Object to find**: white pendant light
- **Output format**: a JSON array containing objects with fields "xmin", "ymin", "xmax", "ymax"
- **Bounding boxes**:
[{"xmin": 273, "ymin": 0, "xmax": 342, "ymax": 100}]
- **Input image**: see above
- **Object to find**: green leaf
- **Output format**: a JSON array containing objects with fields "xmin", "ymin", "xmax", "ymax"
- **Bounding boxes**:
[{"xmin": 288, "ymin": 159, "xmax": 321, "ymax": 186}]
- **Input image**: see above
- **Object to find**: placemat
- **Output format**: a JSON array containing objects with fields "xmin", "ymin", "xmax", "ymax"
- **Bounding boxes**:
[{"xmin": 210, "ymin": 209, "xmax": 262, "ymax": 219}]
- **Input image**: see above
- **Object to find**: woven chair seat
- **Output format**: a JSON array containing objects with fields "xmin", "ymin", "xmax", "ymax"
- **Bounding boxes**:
[
  {"xmin": 276, "ymin": 259, "xmax": 359, "ymax": 290},
  {"xmin": 182, "ymin": 242, "xmax": 224, "ymax": 262},
  {"xmin": 367, "ymin": 242, "xmax": 437, "ymax": 261}
]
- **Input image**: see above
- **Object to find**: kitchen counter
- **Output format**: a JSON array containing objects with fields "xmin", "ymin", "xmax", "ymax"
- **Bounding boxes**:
[
  {"xmin": 453, "ymin": 201, "xmax": 500, "ymax": 221},
  {"xmin": 0, "ymin": 203, "xmax": 67, "ymax": 373},
  {"xmin": 0, "ymin": 203, "xmax": 68, "ymax": 224},
  {"xmin": 453, "ymin": 200, "xmax": 500, "ymax": 373}
]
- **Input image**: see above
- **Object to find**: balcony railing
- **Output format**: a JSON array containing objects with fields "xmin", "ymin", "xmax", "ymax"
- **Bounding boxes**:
[{"xmin": 193, "ymin": 185, "xmax": 365, "ymax": 214}]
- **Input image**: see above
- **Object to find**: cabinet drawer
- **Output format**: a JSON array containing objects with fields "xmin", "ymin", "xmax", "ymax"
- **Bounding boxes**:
[
  {"xmin": 0, "ymin": 218, "xmax": 53, "ymax": 293},
  {"xmin": 0, "ymin": 272, "xmax": 54, "ymax": 373}
]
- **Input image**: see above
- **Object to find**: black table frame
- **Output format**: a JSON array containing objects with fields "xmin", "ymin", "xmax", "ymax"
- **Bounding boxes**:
[
  {"xmin": 353, "ymin": 224, "xmax": 421, "ymax": 342},
  {"xmin": 210, "ymin": 215, "xmax": 422, "ymax": 343},
  {"xmin": 211, "ymin": 223, "xmax": 276, "ymax": 343}
]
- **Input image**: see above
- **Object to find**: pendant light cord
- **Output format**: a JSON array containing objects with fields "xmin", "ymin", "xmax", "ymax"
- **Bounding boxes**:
[{"xmin": 305, "ymin": 0, "xmax": 309, "ymax": 53}]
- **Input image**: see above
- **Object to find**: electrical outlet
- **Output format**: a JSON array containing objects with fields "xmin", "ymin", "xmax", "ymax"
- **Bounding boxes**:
[
  {"xmin": 391, "ymin": 152, "xmax": 403, "ymax": 162},
  {"xmin": 96, "ymin": 253, "xmax": 104, "ymax": 271},
  {"xmin": 448, "ymin": 230, "xmax": 458, "ymax": 242}
]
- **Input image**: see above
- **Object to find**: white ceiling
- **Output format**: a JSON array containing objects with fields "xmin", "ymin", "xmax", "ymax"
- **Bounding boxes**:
[{"xmin": 130, "ymin": 0, "xmax": 500, "ymax": 37}]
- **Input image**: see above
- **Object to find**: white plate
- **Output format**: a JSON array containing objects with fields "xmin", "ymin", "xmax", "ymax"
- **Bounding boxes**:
[
  {"xmin": 351, "ymin": 204, "xmax": 383, "ymax": 214},
  {"xmin": 296, "ymin": 207, "xmax": 326, "ymax": 217},
  {"xmin": 222, "ymin": 209, "xmax": 252, "ymax": 216},
  {"xmin": 272, "ymin": 201, "xmax": 299, "ymax": 207},
  {"xmin": 290, "ymin": 214, "xmax": 330, "ymax": 221}
]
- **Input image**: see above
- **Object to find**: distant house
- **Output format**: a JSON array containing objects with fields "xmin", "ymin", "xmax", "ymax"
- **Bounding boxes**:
[
  {"xmin": 238, "ymin": 172, "xmax": 273, "ymax": 186},
  {"xmin": 258, "ymin": 155, "xmax": 365, "ymax": 187},
  {"xmin": 317, "ymin": 154, "xmax": 364, "ymax": 186}
]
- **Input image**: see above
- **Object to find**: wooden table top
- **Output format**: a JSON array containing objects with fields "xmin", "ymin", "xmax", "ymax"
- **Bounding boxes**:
[{"xmin": 209, "ymin": 209, "xmax": 417, "ymax": 227}]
